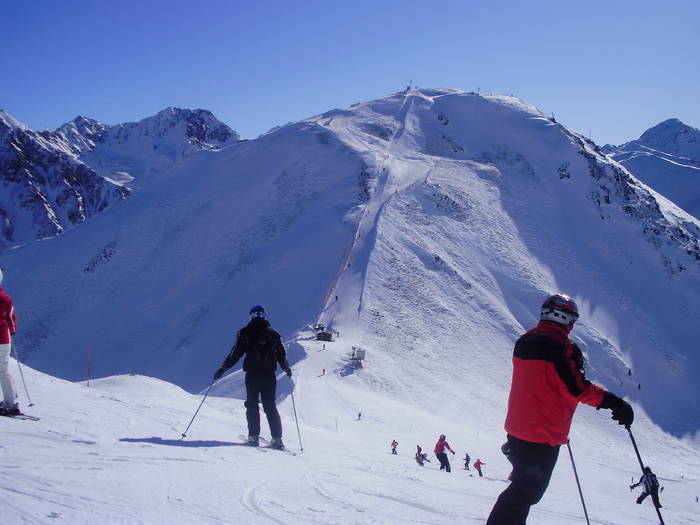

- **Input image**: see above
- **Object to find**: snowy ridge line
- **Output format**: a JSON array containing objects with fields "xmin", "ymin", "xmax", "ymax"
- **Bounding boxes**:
[{"xmin": 321, "ymin": 88, "xmax": 413, "ymax": 318}]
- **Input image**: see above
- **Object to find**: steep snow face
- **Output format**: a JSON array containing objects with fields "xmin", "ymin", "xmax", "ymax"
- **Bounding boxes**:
[
  {"xmin": 53, "ymin": 107, "xmax": 243, "ymax": 186},
  {"xmin": 605, "ymin": 119, "xmax": 700, "ymax": 218},
  {"xmin": 0, "ymin": 120, "xmax": 366, "ymax": 392},
  {"xmin": 0, "ymin": 111, "xmax": 130, "ymax": 253},
  {"xmin": 312, "ymin": 89, "xmax": 700, "ymax": 436},
  {"xmin": 1, "ymin": 89, "xmax": 699, "ymax": 440}
]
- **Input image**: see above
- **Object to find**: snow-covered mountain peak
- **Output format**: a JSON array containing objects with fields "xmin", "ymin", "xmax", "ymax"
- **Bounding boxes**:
[
  {"xmin": 0, "ymin": 108, "xmax": 31, "ymax": 133},
  {"xmin": 1, "ymin": 89, "xmax": 699, "ymax": 524},
  {"xmin": 2, "ymin": 88, "xmax": 699, "ymax": 437},
  {"xmin": 636, "ymin": 118, "xmax": 700, "ymax": 157},
  {"xmin": 146, "ymin": 106, "xmax": 243, "ymax": 146},
  {"xmin": 0, "ymin": 105, "xmax": 244, "ymax": 253},
  {"xmin": 53, "ymin": 115, "xmax": 108, "ymax": 155},
  {"xmin": 49, "ymin": 107, "xmax": 243, "ymax": 186},
  {"xmin": 605, "ymin": 119, "xmax": 700, "ymax": 218}
]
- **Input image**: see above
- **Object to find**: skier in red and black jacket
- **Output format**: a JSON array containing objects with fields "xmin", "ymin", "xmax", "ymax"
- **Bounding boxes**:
[{"xmin": 486, "ymin": 294, "xmax": 633, "ymax": 525}]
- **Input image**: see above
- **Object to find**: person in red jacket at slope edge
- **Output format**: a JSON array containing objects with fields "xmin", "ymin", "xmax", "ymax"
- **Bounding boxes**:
[
  {"xmin": 0, "ymin": 269, "xmax": 20, "ymax": 416},
  {"xmin": 434, "ymin": 434, "xmax": 455, "ymax": 472},
  {"xmin": 486, "ymin": 294, "xmax": 634, "ymax": 525}
]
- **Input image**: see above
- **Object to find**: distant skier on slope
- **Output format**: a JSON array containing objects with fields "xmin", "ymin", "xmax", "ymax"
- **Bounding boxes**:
[
  {"xmin": 0, "ymin": 269, "xmax": 20, "ymax": 416},
  {"xmin": 415, "ymin": 451, "xmax": 431, "ymax": 466},
  {"xmin": 434, "ymin": 434, "xmax": 455, "ymax": 472},
  {"xmin": 415, "ymin": 445, "xmax": 430, "ymax": 465},
  {"xmin": 391, "ymin": 440, "xmax": 398, "ymax": 454},
  {"xmin": 213, "ymin": 305, "xmax": 292, "ymax": 450},
  {"xmin": 631, "ymin": 467, "xmax": 662, "ymax": 509},
  {"xmin": 474, "ymin": 459, "xmax": 486, "ymax": 477},
  {"xmin": 486, "ymin": 294, "xmax": 634, "ymax": 524},
  {"xmin": 463, "ymin": 452, "xmax": 471, "ymax": 470}
]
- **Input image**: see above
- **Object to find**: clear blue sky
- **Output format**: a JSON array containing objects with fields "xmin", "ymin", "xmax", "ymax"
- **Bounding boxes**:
[{"xmin": 2, "ymin": 0, "xmax": 698, "ymax": 145}]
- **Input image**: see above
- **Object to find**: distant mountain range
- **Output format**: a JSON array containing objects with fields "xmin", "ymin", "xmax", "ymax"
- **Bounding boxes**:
[
  {"xmin": 0, "ymin": 108, "xmax": 241, "ymax": 253},
  {"xmin": 603, "ymin": 118, "xmax": 700, "ymax": 218},
  {"xmin": 1, "ymin": 89, "xmax": 698, "ymax": 437}
]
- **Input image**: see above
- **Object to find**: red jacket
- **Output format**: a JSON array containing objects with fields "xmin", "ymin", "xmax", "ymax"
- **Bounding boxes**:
[
  {"xmin": 474, "ymin": 460, "xmax": 485, "ymax": 470},
  {"xmin": 0, "ymin": 287, "xmax": 17, "ymax": 344},
  {"xmin": 504, "ymin": 321, "xmax": 606, "ymax": 446},
  {"xmin": 434, "ymin": 438, "xmax": 453, "ymax": 454}
]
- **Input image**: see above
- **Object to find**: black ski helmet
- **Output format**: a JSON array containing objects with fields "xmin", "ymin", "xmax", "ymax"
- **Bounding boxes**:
[
  {"xmin": 540, "ymin": 294, "xmax": 579, "ymax": 327},
  {"xmin": 249, "ymin": 304, "xmax": 266, "ymax": 318}
]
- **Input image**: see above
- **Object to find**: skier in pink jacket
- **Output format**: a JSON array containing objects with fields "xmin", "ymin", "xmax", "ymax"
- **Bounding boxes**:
[
  {"xmin": 434, "ymin": 434, "xmax": 455, "ymax": 472},
  {"xmin": 0, "ymin": 269, "xmax": 20, "ymax": 416}
]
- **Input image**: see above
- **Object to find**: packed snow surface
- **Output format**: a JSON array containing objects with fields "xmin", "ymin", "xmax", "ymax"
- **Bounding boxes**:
[{"xmin": 1, "ymin": 351, "xmax": 698, "ymax": 524}]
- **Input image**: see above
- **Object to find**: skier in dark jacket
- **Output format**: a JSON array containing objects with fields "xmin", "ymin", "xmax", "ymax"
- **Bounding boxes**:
[
  {"xmin": 631, "ymin": 467, "xmax": 662, "ymax": 508},
  {"xmin": 486, "ymin": 294, "xmax": 634, "ymax": 524},
  {"xmin": 415, "ymin": 445, "xmax": 431, "ymax": 466},
  {"xmin": 214, "ymin": 305, "xmax": 292, "ymax": 449}
]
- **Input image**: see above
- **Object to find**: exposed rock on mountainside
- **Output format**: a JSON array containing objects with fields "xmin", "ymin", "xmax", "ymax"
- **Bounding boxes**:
[
  {"xmin": 0, "ymin": 108, "xmax": 242, "ymax": 252},
  {"xmin": 0, "ymin": 110, "xmax": 129, "ymax": 252}
]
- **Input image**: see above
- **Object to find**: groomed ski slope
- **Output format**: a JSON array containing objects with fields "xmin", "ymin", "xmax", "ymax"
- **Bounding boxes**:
[
  {"xmin": 1, "ymin": 88, "xmax": 699, "ymax": 524},
  {"xmin": 1, "ymin": 344, "xmax": 698, "ymax": 525}
]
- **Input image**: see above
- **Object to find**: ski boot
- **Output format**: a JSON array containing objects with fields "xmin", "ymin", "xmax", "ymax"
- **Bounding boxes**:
[
  {"xmin": 247, "ymin": 435, "xmax": 259, "ymax": 447},
  {"xmin": 270, "ymin": 438, "xmax": 285, "ymax": 450},
  {"xmin": 0, "ymin": 404, "xmax": 21, "ymax": 416}
]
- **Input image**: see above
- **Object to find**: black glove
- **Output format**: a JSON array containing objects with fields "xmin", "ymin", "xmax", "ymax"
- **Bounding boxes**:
[
  {"xmin": 213, "ymin": 368, "xmax": 224, "ymax": 380},
  {"xmin": 500, "ymin": 441, "xmax": 512, "ymax": 457},
  {"xmin": 598, "ymin": 391, "xmax": 634, "ymax": 427},
  {"xmin": 285, "ymin": 368, "xmax": 292, "ymax": 377}
]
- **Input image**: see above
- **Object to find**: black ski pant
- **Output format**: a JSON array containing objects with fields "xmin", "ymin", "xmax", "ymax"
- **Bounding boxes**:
[
  {"xmin": 436, "ymin": 452, "xmax": 451, "ymax": 472},
  {"xmin": 245, "ymin": 368, "xmax": 282, "ymax": 439},
  {"xmin": 486, "ymin": 435, "xmax": 560, "ymax": 525},
  {"xmin": 637, "ymin": 489, "xmax": 661, "ymax": 508}
]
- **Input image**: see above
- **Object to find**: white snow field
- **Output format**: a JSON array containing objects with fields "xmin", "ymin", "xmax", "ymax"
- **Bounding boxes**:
[
  {"xmin": 1, "ymin": 344, "xmax": 698, "ymax": 525},
  {"xmin": 1, "ymin": 89, "xmax": 699, "ymax": 523}
]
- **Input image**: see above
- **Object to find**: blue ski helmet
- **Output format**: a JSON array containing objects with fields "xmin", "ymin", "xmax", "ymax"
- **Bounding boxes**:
[
  {"xmin": 540, "ymin": 294, "xmax": 579, "ymax": 327},
  {"xmin": 249, "ymin": 304, "xmax": 266, "ymax": 318}
]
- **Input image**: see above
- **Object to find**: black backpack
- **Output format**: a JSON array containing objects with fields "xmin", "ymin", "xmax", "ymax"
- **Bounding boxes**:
[
  {"xmin": 245, "ymin": 327, "xmax": 278, "ymax": 367},
  {"xmin": 644, "ymin": 473, "xmax": 659, "ymax": 491}
]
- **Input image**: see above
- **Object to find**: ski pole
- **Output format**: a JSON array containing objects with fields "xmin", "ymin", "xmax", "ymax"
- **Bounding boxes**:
[
  {"xmin": 289, "ymin": 376, "xmax": 303, "ymax": 453},
  {"xmin": 626, "ymin": 426, "xmax": 665, "ymax": 525},
  {"xmin": 566, "ymin": 440, "xmax": 591, "ymax": 525},
  {"xmin": 11, "ymin": 342, "xmax": 34, "ymax": 407},
  {"xmin": 180, "ymin": 380, "xmax": 215, "ymax": 439}
]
